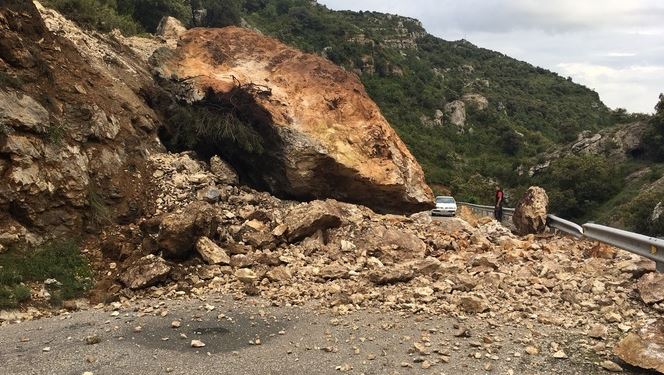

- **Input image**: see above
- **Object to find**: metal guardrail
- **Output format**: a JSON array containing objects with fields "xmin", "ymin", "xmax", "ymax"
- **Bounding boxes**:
[
  {"xmin": 546, "ymin": 214, "xmax": 584, "ymax": 238},
  {"xmin": 583, "ymin": 223, "xmax": 664, "ymax": 272},
  {"xmin": 457, "ymin": 202, "xmax": 664, "ymax": 272}
]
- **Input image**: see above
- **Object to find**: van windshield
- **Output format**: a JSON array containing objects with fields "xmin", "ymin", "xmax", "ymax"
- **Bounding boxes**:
[{"xmin": 435, "ymin": 197, "xmax": 455, "ymax": 204}]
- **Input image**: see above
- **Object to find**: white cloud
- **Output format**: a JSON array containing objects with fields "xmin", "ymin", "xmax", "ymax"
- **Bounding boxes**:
[
  {"xmin": 319, "ymin": 0, "xmax": 664, "ymax": 113},
  {"xmin": 557, "ymin": 63, "xmax": 664, "ymax": 112}
]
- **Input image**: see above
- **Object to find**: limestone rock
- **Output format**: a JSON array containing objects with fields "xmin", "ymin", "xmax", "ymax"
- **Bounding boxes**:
[
  {"xmin": 120, "ymin": 255, "xmax": 171, "ymax": 289},
  {"xmin": 636, "ymin": 272, "xmax": 664, "ymax": 304},
  {"xmin": 195, "ymin": 237, "xmax": 230, "ymax": 265},
  {"xmin": 209, "ymin": 156, "xmax": 239, "ymax": 185},
  {"xmin": 444, "ymin": 100, "xmax": 466, "ymax": 128},
  {"xmin": 600, "ymin": 360, "xmax": 623, "ymax": 372},
  {"xmin": 614, "ymin": 318, "xmax": 664, "ymax": 373},
  {"xmin": 153, "ymin": 26, "xmax": 433, "ymax": 214},
  {"xmin": 158, "ymin": 202, "xmax": 219, "ymax": 259},
  {"xmin": 368, "ymin": 265, "xmax": 414, "ymax": 285},
  {"xmin": 513, "ymin": 186, "xmax": 549, "ymax": 235},
  {"xmin": 0, "ymin": 91, "xmax": 49, "ymax": 133},
  {"xmin": 359, "ymin": 225, "xmax": 427, "ymax": 262},
  {"xmin": 266, "ymin": 267, "xmax": 292, "ymax": 282},
  {"xmin": 461, "ymin": 94, "xmax": 489, "ymax": 111},
  {"xmin": 235, "ymin": 268, "xmax": 258, "ymax": 284},
  {"xmin": 155, "ymin": 16, "xmax": 186, "ymax": 41},
  {"xmin": 458, "ymin": 295, "xmax": 488, "ymax": 314},
  {"xmin": 286, "ymin": 200, "xmax": 343, "ymax": 243}
]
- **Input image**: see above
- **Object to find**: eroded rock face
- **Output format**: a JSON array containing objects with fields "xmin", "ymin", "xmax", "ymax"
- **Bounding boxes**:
[
  {"xmin": 513, "ymin": 186, "xmax": 549, "ymax": 235},
  {"xmin": 614, "ymin": 319, "xmax": 664, "ymax": 373},
  {"xmin": 153, "ymin": 26, "xmax": 433, "ymax": 214},
  {"xmin": 0, "ymin": 2, "xmax": 162, "ymax": 243}
]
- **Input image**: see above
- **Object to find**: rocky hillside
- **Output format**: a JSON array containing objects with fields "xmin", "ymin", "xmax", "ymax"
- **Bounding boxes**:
[
  {"xmin": 0, "ymin": 0, "xmax": 163, "ymax": 246},
  {"xmin": 39, "ymin": 0, "xmax": 622, "ymax": 202}
]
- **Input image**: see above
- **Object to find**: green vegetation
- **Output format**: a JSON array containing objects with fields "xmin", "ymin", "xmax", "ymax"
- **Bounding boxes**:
[
  {"xmin": 160, "ymin": 101, "xmax": 264, "ymax": 155},
  {"xmin": 0, "ymin": 240, "xmax": 92, "ymax": 308},
  {"xmin": 644, "ymin": 94, "xmax": 664, "ymax": 162},
  {"xmin": 533, "ymin": 155, "xmax": 621, "ymax": 219},
  {"xmin": 45, "ymin": 122, "xmax": 66, "ymax": 145},
  {"xmin": 625, "ymin": 190, "xmax": 664, "ymax": 237},
  {"xmin": 42, "ymin": 0, "xmax": 143, "ymax": 35}
]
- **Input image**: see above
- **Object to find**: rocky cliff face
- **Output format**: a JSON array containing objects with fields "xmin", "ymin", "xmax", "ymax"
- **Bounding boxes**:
[
  {"xmin": 523, "ymin": 121, "xmax": 647, "ymax": 177},
  {"xmin": 0, "ymin": 2, "xmax": 162, "ymax": 245},
  {"xmin": 152, "ymin": 26, "xmax": 433, "ymax": 214}
]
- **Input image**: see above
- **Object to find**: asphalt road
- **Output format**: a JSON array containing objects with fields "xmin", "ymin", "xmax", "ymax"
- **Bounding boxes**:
[{"xmin": 0, "ymin": 295, "xmax": 648, "ymax": 375}]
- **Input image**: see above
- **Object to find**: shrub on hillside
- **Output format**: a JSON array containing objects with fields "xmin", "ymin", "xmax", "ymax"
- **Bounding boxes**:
[
  {"xmin": 536, "ymin": 155, "xmax": 621, "ymax": 219},
  {"xmin": 625, "ymin": 191, "xmax": 664, "ymax": 237}
]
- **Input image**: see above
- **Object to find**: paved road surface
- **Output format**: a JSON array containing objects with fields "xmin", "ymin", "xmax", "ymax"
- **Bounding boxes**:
[{"xmin": 0, "ymin": 295, "xmax": 649, "ymax": 375}]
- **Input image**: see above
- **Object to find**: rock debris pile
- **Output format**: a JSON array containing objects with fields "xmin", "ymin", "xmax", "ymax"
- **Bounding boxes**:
[{"xmin": 88, "ymin": 152, "xmax": 663, "ymax": 370}]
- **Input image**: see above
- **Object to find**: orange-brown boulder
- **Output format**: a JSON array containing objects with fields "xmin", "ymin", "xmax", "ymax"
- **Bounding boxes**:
[{"xmin": 153, "ymin": 27, "xmax": 433, "ymax": 213}]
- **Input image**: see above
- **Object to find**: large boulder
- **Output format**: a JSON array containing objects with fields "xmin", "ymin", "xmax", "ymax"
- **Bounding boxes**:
[
  {"xmin": 157, "ymin": 202, "xmax": 219, "ymax": 259},
  {"xmin": 614, "ymin": 318, "xmax": 664, "ymax": 373},
  {"xmin": 358, "ymin": 225, "xmax": 427, "ymax": 263},
  {"xmin": 513, "ymin": 186, "xmax": 549, "ymax": 235},
  {"xmin": 152, "ymin": 27, "xmax": 433, "ymax": 214}
]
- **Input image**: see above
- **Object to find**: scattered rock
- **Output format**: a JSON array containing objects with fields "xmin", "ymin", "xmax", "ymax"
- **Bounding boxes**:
[
  {"xmin": 195, "ymin": 237, "xmax": 230, "ymax": 265},
  {"xmin": 235, "ymin": 268, "xmax": 258, "ymax": 284},
  {"xmin": 190, "ymin": 339, "xmax": 206, "ymax": 348},
  {"xmin": 552, "ymin": 350, "xmax": 568, "ymax": 359},
  {"xmin": 209, "ymin": 156, "xmax": 239, "ymax": 185},
  {"xmin": 458, "ymin": 295, "xmax": 488, "ymax": 314},
  {"xmin": 119, "ymin": 255, "xmax": 171, "ymax": 290},
  {"xmin": 636, "ymin": 272, "xmax": 664, "ymax": 304},
  {"xmin": 286, "ymin": 200, "xmax": 343, "ymax": 243},
  {"xmin": 588, "ymin": 324, "xmax": 609, "ymax": 340},
  {"xmin": 157, "ymin": 202, "xmax": 219, "ymax": 259},
  {"xmin": 600, "ymin": 360, "xmax": 623, "ymax": 372}
]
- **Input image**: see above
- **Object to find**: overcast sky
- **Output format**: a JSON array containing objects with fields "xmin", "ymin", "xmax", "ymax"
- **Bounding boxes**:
[{"xmin": 319, "ymin": 0, "xmax": 664, "ymax": 113}]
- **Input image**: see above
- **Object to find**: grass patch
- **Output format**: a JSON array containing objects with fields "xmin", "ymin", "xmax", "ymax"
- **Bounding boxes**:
[
  {"xmin": 0, "ymin": 240, "xmax": 93, "ymax": 308},
  {"xmin": 45, "ymin": 123, "xmax": 66, "ymax": 145},
  {"xmin": 88, "ymin": 189, "xmax": 112, "ymax": 225}
]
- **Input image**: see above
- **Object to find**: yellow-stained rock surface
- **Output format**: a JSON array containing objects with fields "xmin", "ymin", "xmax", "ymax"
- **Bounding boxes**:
[{"xmin": 154, "ymin": 26, "xmax": 433, "ymax": 213}]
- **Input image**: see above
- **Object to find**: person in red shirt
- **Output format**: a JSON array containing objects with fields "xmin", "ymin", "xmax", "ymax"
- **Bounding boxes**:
[{"xmin": 494, "ymin": 185, "xmax": 504, "ymax": 221}]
